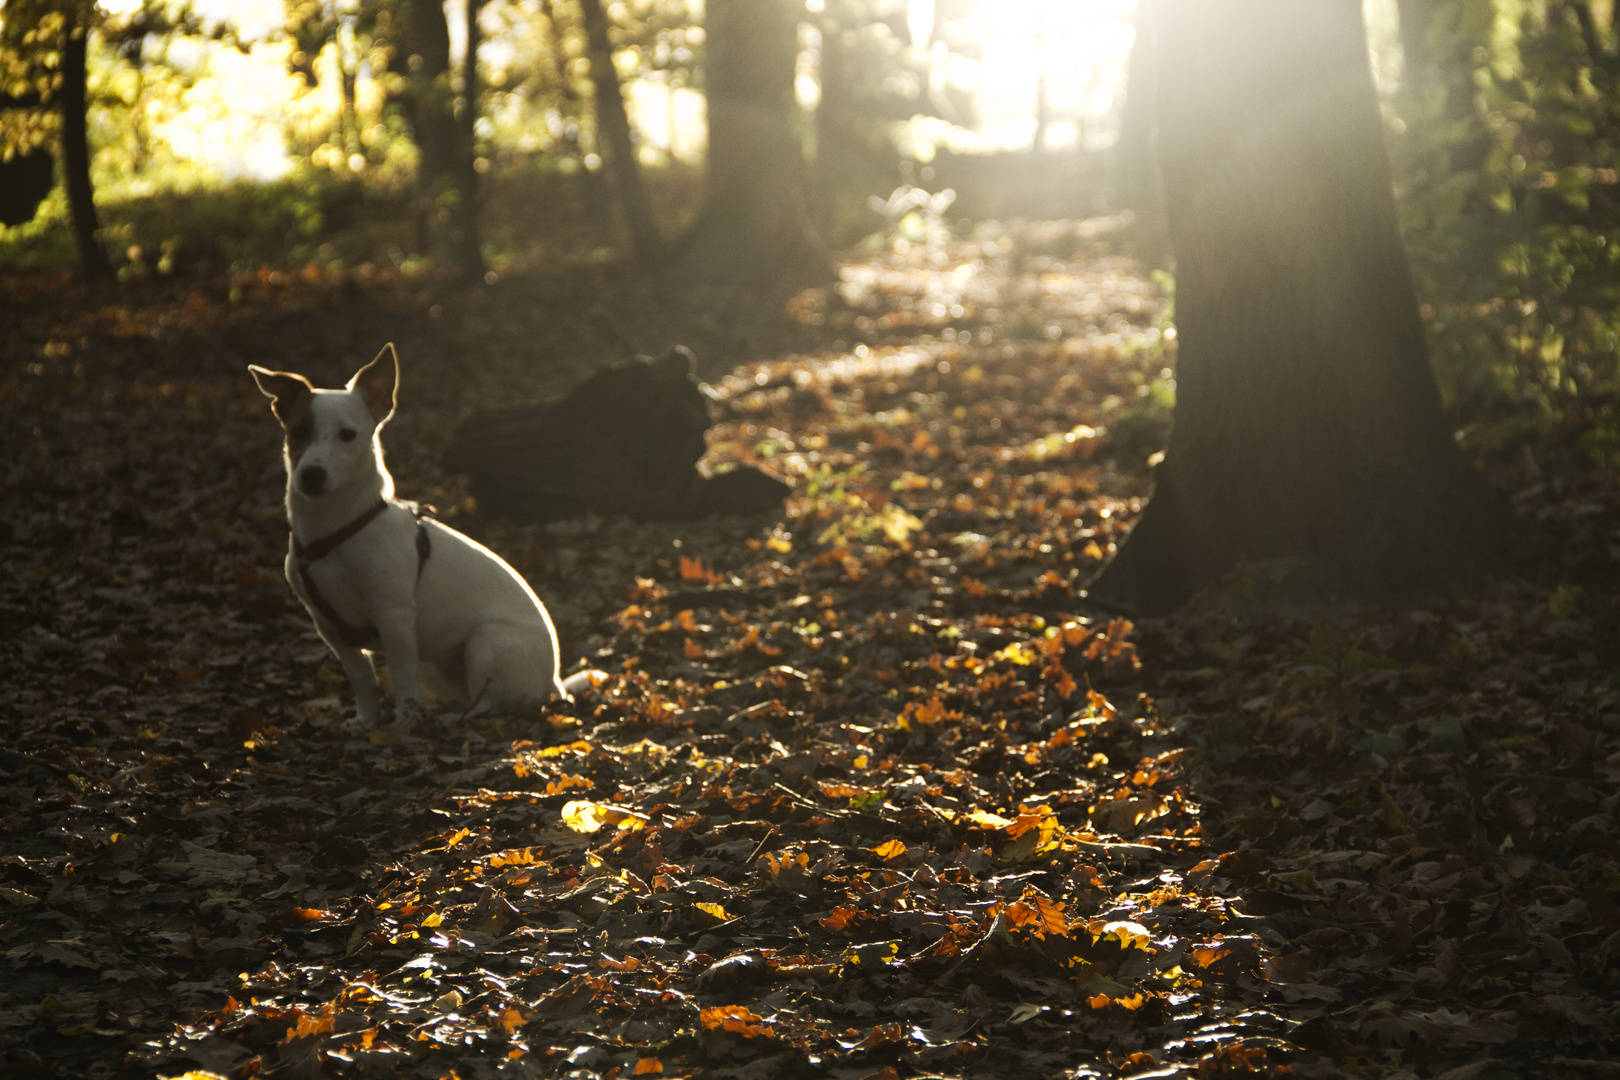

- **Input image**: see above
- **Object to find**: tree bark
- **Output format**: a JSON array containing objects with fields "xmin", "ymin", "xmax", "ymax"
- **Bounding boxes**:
[
  {"xmin": 60, "ymin": 23, "xmax": 112, "ymax": 280},
  {"xmin": 579, "ymin": 0, "xmax": 664, "ymax": 263},
  {"xmin": 1089, "ymin": 0, "xmax": 1504, "ymax": 613},
  {"xmin": 673, "ymin": 0, "xmax": 821, "ymax": 287}
]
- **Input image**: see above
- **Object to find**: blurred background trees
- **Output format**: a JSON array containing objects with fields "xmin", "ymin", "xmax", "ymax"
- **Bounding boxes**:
[
  {"xmin": 0, "ymin": 0, "xmax": 1136, "ymax": 281},
  {"xmin": 3, "ymin": 0, "xmax": 1620, "ymax": 485}
]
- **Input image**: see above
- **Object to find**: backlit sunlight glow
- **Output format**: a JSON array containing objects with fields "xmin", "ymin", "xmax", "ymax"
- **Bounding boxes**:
[
  {"xmin": 86, "ymin": 0, "xmax": 1144, "ymax": 184},
  {"xmin": 917, "ymin": 0, "xmax": 1137, "ymax": 157}
]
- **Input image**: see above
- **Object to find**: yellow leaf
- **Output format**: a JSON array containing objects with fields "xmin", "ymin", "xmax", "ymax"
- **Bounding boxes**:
[
  {"xmin": 695, "ymin": 901, "xmax": 731, "ymax": 922},
  {"xmin": 876, "ymin": 503, "xmax": 924, "ymax": 547},
  {"xmin": 535, "ymin": 740, "xmax": 593, "ymax": 758},
  {"xmin": 560, "ymin": 801, "xmax": 647, "ymax": 833},
  {"xmin": 960, "ymin": 808, "xmax": 1014, "ymax": 830},
  {"xmin": 489, "ymin": 847, "xmax": 540, "ymax": 868},
  {"xmin": 1379, "ymin": 784, "xmax": 1409, "ymax": 834},
  {"xmin": 995, "ymin": 642, "xmax": 1038, "ymax": 666},
  {"xmin": 1101, "ymin": 921, "xmax": 1152, "ymax": 950},
  {"xmin": 843, "ymin": 940, "xmax": 901, "ymax": 967},
  {"xmin": 1550, "ymin": 582, "xmax": 1584, "ymax": 618}
]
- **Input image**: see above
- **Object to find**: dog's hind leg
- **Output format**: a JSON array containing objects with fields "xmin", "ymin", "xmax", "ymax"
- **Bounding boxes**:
[{"xmin": 462, "ymin": 623, "xmax": 562, "ymax": 714}]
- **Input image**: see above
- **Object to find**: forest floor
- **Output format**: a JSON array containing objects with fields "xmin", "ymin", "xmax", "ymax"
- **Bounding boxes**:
[{"xmin": 3, "ymin": 218, "xmax": 1620, "ymax": 1080}]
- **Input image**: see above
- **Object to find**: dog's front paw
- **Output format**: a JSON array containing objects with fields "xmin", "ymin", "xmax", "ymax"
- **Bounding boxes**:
[{"xmin": 391, "ymin": 698, "xmax": 427, "ymax": 736}]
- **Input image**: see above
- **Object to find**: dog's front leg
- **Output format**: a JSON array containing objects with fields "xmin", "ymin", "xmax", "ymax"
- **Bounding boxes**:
[
  {"xmin": 327, "ymin": 641, "xmax": 382, "ymax": 731},
  {"xmin": 374, "ymin": 605, "xmax": 426, "ymax": 731}
]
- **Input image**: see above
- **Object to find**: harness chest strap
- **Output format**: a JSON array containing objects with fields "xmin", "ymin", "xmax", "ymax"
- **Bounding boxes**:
[{"xmin": 292, "ymin": 499, "xmax": 434, "ymax": 648}]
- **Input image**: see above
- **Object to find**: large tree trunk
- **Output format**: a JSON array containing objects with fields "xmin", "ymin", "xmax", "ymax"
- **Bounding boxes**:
[
  {"xmin": 1090, "ymin": 0, "xmax": 1504, "ymax": 613},
  {"xmin": 579, "ymin": 0, "xmax": 663, "ymax": 263},
  {"xmin": 60, "ymin": 23, "xmax": 112, "ymax": 280},
  {"xmin": 672, "ymin": 0, "xmax": 821, "ymax": 287},
  {"xmin": 404, "ymin": 0, "xmax": 483, "ymax": 278}
]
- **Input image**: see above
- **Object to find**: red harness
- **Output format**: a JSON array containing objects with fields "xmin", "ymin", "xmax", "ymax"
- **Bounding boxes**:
[{"xmin": 292, "ymin": 500, "xmax": 433, "ymax": 648}]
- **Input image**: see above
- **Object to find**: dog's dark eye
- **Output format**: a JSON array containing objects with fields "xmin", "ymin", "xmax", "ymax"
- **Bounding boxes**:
[
  {"xmin": 289, "ymin": 424, "xmax": 311, "ymax": 440},
  {"xmin": 339, "ymin": 428, "xmax": 358, "ymax": 442}
]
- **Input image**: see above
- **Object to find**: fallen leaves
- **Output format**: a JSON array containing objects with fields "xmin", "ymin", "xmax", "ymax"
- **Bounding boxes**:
[{"xmin": 2, "ymin": 219, "xmax": 1618, "ymax": 1080}]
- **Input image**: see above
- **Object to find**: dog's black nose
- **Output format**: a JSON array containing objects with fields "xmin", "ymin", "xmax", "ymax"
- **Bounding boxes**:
[{"xmin": 298, "ymin": 465, "xmax": 327, "ymax": 494}]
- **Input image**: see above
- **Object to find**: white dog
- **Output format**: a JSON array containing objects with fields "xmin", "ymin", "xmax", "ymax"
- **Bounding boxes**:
[{"xmin": 251, "ymin": 345, "xmax": 581, "ymax": 730}]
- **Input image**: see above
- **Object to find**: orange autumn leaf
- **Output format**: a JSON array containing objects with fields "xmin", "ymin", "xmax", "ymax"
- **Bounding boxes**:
[
  {"xmin": 283, "ymin": 1007, "xmax": 335, "ymax": 1041},
  {"xmin": 541, "ymin": 774, "xmax": 593, "ymax": 796},
  {"xmin": 700, "ymin": 1005, "xmax": 774, "ymax": 1037},
  {"xmin": 286, "ymin": 907, "xmax": 334, "ymax": 922},
  {"xmin": 817, "ymin": 780, "xmax": 866, "ymax": 798},
  {"xmin": 679, "ymin": 555, "xmax": 724, "ymax": 584},
  {"xmin": 1004, "ymin": 894, "xmax": 1068, "ymax": 938},
  {"xmin": 868, "ymin": 839, "xmax": 907, "ymax": 861},
  {"xmin": 1005, "ymin": 806, "xmax": 1056, "ymax": 839},
  {"xmin": 633, "ymin": 1057, "xmax": 663, "ymax": 1074},
  {"xmin": 819, "ymin": 905, "xmax": 858, "ymax": 931},
  {"xmin": 488, "ymin": 847, "xmax": 540, "ymax": 868}
]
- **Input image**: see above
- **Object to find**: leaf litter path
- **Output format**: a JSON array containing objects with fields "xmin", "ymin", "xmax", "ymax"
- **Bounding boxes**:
[{"xmin": 2, "ymin": 220, "xmax": 1618, "ymax": 1080}]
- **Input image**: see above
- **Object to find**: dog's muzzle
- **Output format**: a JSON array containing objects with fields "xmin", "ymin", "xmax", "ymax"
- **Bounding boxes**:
[{"xmin": 297, "ymin": 465, "xmax": 328, "ymax": 495}]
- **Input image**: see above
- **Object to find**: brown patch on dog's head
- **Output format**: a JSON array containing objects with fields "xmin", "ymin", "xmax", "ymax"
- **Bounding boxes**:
[
  {"xmin": 248, "ymin": 366, "xmax": 317, "ymax": 456},
  {"xmin": 347, "ymin": 344, "xmax": 398, "ymax": 425}
]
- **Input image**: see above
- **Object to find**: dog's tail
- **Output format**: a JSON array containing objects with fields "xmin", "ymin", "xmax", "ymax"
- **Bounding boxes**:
[{"xmin": 560, "ymin": 669, "xmax": 611, "ymax": 700}]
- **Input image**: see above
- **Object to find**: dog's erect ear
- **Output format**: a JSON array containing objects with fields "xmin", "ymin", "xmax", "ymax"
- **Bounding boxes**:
[
  {"xmin": 248, "ymin": 366, "xmax": 314, "ymax": 423},
  {"xmin": 348, "ymin": 344, "xmax": 398, "ymax": 424}
]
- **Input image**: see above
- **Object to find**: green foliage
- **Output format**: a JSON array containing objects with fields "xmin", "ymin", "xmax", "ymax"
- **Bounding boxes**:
[
  {"xmin": 1394, "ymin": 0, "xmax": 1620, "ymax": 471},
  {"xmin": 0, "ymin": 165, "xmax": 400, "ymax": 275}
]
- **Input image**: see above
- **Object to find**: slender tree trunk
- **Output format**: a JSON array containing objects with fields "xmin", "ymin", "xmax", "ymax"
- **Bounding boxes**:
[
  {"xmin": 1116, "ymin": 3, "xmax": 1169, "ymax": 265},
  {"xmin": 579, "ymin": 0, "xmax": 663, "ymax": 263},
  {"xmin": 1090, "ymin": 0, "xmax": 1503, "ymax": 613},
  {"xmin": 404, "ymin": 0, "xmax": 482, "ymax": 277},
  {"xmin": 673, "ymin": 0, "xmax": 821, "ymax": 287},
  {"xmin": 455, "ymin": 0, "xmax": 488, "ymax": 277},
  {"xmin": 813, "ymin": 15, "xmax": 851, "ymax": 242},
  {"xmin": 60, "ymin": 23, "xmax": 112, "ymax": 280},
  {"xmin": 1032, "ymin": 72, "xmax": 1049, "ymax": 156},
  {"xmin": 338, "ymin": 15, "xmax": 360, "ymax": 158}
]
